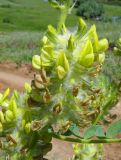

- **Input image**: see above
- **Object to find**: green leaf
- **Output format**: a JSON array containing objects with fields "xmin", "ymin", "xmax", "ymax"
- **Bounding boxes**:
[
  {"xmin": 63, "ymin": 129, "xmax": 72, "ymax": 136},
  {"xmin": 106, "ymin": 119, "xmax": 121, "ymax": 138},
  {"xmin": 69, "ymin": 124, "xmax": 81, "ymax": 137},
  {"xmin": 84, "ymin": 125, "xmax": 105, "ymax": 139},
  {"xmin": 49, "ymin": 0, "xmax": 60, "ymax": 9}
]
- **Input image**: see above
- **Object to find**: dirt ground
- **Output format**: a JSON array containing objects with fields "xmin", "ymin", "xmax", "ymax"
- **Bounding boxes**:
[{"xmin": 0, "ymin": 62, "xmax": 121, "ymax": 160}]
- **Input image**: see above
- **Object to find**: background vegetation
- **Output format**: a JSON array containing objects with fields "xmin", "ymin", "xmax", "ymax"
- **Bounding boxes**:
[
  {"xmin": 76, "ymin": 0, "xmax": 104, "ymax": 18},
  {"xmin": 0, "ymin": 0, "xmax": 121, "ymax": 66}
]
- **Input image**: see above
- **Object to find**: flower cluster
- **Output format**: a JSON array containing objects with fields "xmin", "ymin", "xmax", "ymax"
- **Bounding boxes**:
[
  {"xmin": 0, "ymin": 17, "xmax": 118, "ymax": 160},
  {"xmin": 31, "ymin": 18, "xmax": 116, "ymax": 131}
]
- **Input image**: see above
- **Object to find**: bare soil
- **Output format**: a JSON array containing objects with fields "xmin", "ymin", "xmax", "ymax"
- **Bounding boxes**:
[
  {"xmin": 0, "ymin": 62, "xmax": 33, "ymax": 91},
  {"xmin": 0, "ymin": 62, "xmax": 121, "ymax": 160}
]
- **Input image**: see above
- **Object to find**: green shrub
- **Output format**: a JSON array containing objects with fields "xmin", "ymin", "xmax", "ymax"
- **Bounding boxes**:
[
  {"xmin": 76, "ymin": 0, "xmax": 104, "ymax": 19},
  {"xmin": 103, "ymin": 38, "xmax": 121, "ymax": 84},
  {"xmin": 0, "ymin": 4, "xmax": 11, "ymax": 8},
  {"xmin": 73, "ymin": 0, "xmax": 85, "ymax": 8},
  {"xmin": 97, "ymin": 0, "xmax": 121, "ymax": 6},
  {"xmin": 2, "ymin": 17, "xmax": 11, "ymax": 24}
]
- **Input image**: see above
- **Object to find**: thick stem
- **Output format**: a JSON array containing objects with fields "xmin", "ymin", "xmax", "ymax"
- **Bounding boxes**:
[
  {"xmin": 52, "ymin": 133, "xmax": 121, "ymax": 144},
  {"xmin": 57, "ymin": 7, "xmax": 68, "ymax": 33}
]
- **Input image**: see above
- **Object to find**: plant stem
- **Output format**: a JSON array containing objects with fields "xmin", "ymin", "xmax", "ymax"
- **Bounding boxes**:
[
  {"xmin": 58, "ymin": 7, "xmax": 68, "ymax": 33},
  {"xmin": 93, "ymin": 101, "xmax": 112, "ymax": 125},
  {"xmin": 52, "ymin": 133, "xmax": 121, "ymax": 144}
]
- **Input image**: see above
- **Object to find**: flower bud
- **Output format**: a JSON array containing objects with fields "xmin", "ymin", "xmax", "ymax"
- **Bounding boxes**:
[
  {"xmin": 56, "ymin": 51, "xmax": 69, "ymax": 72},
  {"xmin": 79, "ymin": 40, "xmax": 93, "ymax": 60},
  {"xmin": 8, "ymin": 97, "xmax": 17, "ymax": 118},
  {"xmin": 32, "ymin": 55, "xmax": 41, "ymax": 70},
  {"xmin": 33, "ymin": 72, "xmax": 47, "ymax": 89},
  {"xmin": 98, "ymin": 38, "xmax": 109, "ymax": 52},
  {"xmin": 0, "ymin": 88, "xmax": 10, "ymax": 104},
  {"xmin": 14, "ymin": 90, "xmax": 19, "ymax": 99},
  {"xmin": 21, "ymin": 119, "xmax": 26, "ymax": 129},
  {"xmin": 67, "ymin": 35, "xmax": 75, "ymax": 51},
  {"xmin": 89, "ymin": 25, "xmax": 98, "ymax": 52},
  {"xmin": 0, "ymin": 122, "xmax": 3, "ymax": 132},
  {"xmin": 25, "ymin": 122, "xmax": 31, "ymax": 134},
  {"xmin": 80, "ymin": 53, "xmax": 94, "ymax": 67},
  {"xmin": 31, "ymin": 120, "xmax": 42, "ymax": 131},
  {"xmin": 53, "ymin": 103, "xmax": 62, "ymax": 114},
  {"xmin": 42, "ymin": 36, "xmax": 48, "ymax": 45},
  {"xmin": 35, "ymin": 74, "xmax": 43, "ymax": 83},
  {"xmin": 24, "ymin": 83, "xmax": 32, "ymax": 93},
  {"xmin": 56, "ymin": 51, "xmax": 69, "ymax": 79},
  {"xmin": 114, "ymin": 47, "xmax": 118, "ymax": 53},
  {"xmin": 48, "ymin": 25, "xmax": 57, "ymax": 35},
  {"xmin": 57, "ymin": 66, "xmax": 66, "ymax": 79},
  {"xmin": 78, "ymin": 39, "xmax": 94, "ymax": 67},
  {"xmin": 43, "ymin": 44, "xmax": 53, "ymax": 54},
  {"xmin": 0, "ymin": 111, "xmax": 5, "ymax": 123},
  {"xmin": 72, "ymin": 86, "xmax": 79, "ymax": 97},
  {"xmin": 0, "ymin": 93, "xmax": 2, "ymax": 100},
  {"xmin": 119, "ymin": 38, "xmax": 121, "ymax": 45},
  {"xmin": 6, "ymin": 135, "xmax": 17, "ymax": 145},
  {"xmin": 78, "ymin": 18, "xmax": 87, "ymax": 32},
  {"xmin": 47, "ymin": 25, "xmax": 58, "ymax": 42},
  {"xmin": 40, "ymin": 48, "xmax": 54, "ymax": 67},
  {"xmin": 43, "ymin": 90, "xmax": 51, "ymax": 103},
  {"xmin": 34, "ymin": 81, "xmax": 44, "ymax": 89},
  {"xmin": 61, "ymin": 121, "xmax": 71, "ymax": 133},
  {"xmin": 98, "ymin": 53, "xmax": 105, "ymax": 64},
  {"xmin": 114, "ymin": 47, "xmax": 121, "ymax": 55},
  {"xmin": 5, "ymin": 110, "xmax": 14, "ymax": 122}
]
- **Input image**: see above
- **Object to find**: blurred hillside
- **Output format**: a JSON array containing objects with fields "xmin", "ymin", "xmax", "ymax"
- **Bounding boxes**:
[
  {"xmin": 0, "ymin": 0, "xmax": 121, "ymax": 63},
  {"xmin": 0, "ymin": 0, "xmax": 121, "ymax": 31},
  {"xmin": 0, "ymin": 0, "xmax": 77, "ymax": 31}
]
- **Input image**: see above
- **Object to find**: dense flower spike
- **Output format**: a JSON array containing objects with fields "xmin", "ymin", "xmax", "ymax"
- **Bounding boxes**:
[
  {"xmin": 0, "ymin": 1, "xmax": 120, "ymax": 159},
  {"xmin": 31, "ymin": 18, "xmax": 117, "ymax": 134}
]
